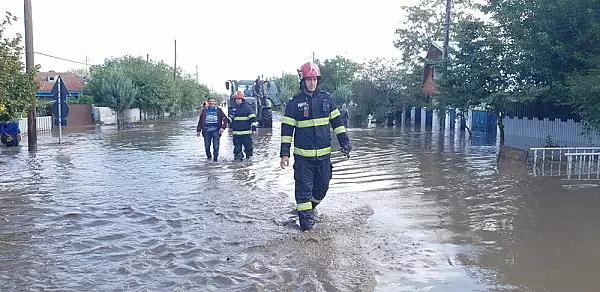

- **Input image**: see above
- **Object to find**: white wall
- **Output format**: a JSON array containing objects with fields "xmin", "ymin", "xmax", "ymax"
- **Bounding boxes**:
[{"xmin": 93, "ymin": 107, "xmax": 170, "ymax": 125}]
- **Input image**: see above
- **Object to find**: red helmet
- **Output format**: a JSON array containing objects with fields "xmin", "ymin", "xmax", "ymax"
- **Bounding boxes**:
[
  {"xmin": 299, "ymin": 62, "xmax": 321, "ymax": 78},
  {"xmin": 234, "ymin": 90, "xmax": 245, "ymax": 99}
]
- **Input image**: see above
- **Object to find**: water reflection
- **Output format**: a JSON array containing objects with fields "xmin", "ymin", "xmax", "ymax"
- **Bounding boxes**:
[{"xmin": 0, "ymin": 116, "xmax": 598, "ymax": 291}]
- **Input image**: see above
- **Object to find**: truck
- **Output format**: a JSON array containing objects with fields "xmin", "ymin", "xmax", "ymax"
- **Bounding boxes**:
[{"xmin": 225, "ymin": 79, "xmax": 279, "ymax": 128}]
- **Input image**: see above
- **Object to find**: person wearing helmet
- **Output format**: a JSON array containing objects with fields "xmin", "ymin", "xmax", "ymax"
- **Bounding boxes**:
[
  {"xmin": 228, "ymin": 90, "xmax": 258, "ymax": 160},
  {"xmin": 279, "ymin": 61, "xmax": 352, "ymax": 231}
]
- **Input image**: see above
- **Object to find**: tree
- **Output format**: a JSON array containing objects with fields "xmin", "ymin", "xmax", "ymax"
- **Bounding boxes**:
[
  {"xmin": 273, "ymin": 73, "xmax": 300, "ymax": 106},
  {"xmin": 479, "ymin": 0, "xmax": 600, "ymax": 132},
  {"xmin": 86, "ymin": 55, "xmax": 211, "ymax": 122},
  {"xmin": 0, "ymin": 12, "xmax": 39, "ymax": 122},
  {"xmin": 315, "ymin": 56, "xmax": 361, "ymax": 107},
  {"xmin": 352, "ymin": 58, "xmax": 421, "ymax": 126},
  {"xmin": 96, "ymin": 67, "xmax": 137, "ymax": 130},
  {"xmin": 394, "ymin": 0, "xmax": 477, "ymax": 70},
  {"xmin": 434, "ymin": 19, "xmax": 523, "ymax": 145}
]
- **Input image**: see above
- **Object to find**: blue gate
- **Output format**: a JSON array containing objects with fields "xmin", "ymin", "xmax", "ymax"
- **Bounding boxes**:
[{"xmin": 472, "ymin": 110, "xmax": 498, "ymax": 133}]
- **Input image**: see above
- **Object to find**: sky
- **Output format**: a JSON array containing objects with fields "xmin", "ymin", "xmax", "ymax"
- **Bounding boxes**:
[{"xmin": 4, "ymin": 0, "xmax": 418, "ymax": 93}]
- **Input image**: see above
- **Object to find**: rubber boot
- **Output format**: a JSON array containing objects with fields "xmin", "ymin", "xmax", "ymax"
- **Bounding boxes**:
[
  {"xmin": 311, "ymin": 201, "xmax": 319, "ymax": 209},
  {"xmin": 298, "ymin": 210, "xmax": 315, "ymax": 231}
]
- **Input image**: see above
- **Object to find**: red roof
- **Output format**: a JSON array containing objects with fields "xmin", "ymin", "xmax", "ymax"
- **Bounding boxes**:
[{"xmin": 37, "ymin": 71, "xmax": 86, "ymax": 92}]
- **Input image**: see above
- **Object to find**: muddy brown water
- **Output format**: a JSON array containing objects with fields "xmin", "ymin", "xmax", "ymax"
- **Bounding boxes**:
[{"xmin": 1, "ymin": 113, "xmax": 598, "ymax": 291}]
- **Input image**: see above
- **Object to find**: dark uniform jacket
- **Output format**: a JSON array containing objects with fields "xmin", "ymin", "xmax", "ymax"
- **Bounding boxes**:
[
  {"xmin": 280, "ymin": 90, "xmax": 350, "ymax": 158},
  {"xmin": 228, "ymin": 102, "xmax": 257, "ymax": 135}
]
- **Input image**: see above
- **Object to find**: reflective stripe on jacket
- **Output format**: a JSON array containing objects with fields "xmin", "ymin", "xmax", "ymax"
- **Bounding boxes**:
[
  {"xmin": 280, "ymin": 90, "xmax": 350, "ymax": 158},
  {"xmin": 228, "ymin": 103, "xmax": 257, "ymax": 135}
]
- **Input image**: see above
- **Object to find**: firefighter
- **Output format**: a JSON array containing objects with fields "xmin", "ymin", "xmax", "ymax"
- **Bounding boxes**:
[
  {"xmin": 279, "ymin": 61, "xmax": 352, "ymax": 231},
  {"xmin": 229, "ymin": 90, "xmax": 257, "ymax": 160}
]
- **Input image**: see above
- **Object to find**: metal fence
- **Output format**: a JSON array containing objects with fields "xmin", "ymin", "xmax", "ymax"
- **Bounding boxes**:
[
  {"xmin": 18, "ymin": 116, "xmax": 53, "ymax": 133},
  {"xmin": 530, "ymin": 147, "xmax": 600, "ymax": 180},
  {"xmin": 565, "ymin": 152, "xmax": 600, "ymax": 180}
]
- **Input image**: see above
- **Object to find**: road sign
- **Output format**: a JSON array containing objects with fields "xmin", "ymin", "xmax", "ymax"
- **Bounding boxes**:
[
  {"xmin": 54, "ymin": 117, "xmax": 67, "ymax": 126},
  {"xmin": 50, "ymin": 76, "xmax": 69, "ymax": 103},
  {"xmin": 52, "ymin": 102, "xmax": 69, "ymax": 118}
]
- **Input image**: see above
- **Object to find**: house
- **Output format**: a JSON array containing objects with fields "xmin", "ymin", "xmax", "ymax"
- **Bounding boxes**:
[
  {"xmin": 36, "ymin": 71, "xmax": 86, "ymax": 100},
  {"xmin": 421, "ymin": 40, "xmax": 460, "ymax": 95}
]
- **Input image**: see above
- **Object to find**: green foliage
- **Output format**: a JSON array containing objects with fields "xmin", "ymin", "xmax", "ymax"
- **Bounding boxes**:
[
  {"xmin": 315, "ymin": 56, "xmax": 361, "ymax": 94},
  {"xmin": 85, "ymin": 55, "xmax": 212, "ymax": 120},
  {"xmin": 315, "ymin": 56, "xmax": 361, "ymax": 108},
  {"xmin": 273, "ymin": 73, "xmax": 300, "ymax": 105},
  {"xmin": 453, "ymin": 0, "xmax": 600, "ymax": 132},
  {"xmin": 352, "ymin": 58, "xmax": 423, "ymax": 125},
  {"xmin": 566, "ymin": 70, "xmax": 600, "ymax": 132},
  {"xmin": 273, "ymin": 55, "xmax": 423, "ymax": 125},
  {"xmin": 394, "ymin": 0, "xmax": 477, "ymax": 70},
  {"xmin": 0, "ymin": 12, "xmax": 39, "ymax": 122},
  {"xmin": 434, "ymin": 19, "xmax": 522, "ymax": 114},
  {"xmin": 96, "ymin": 67, "xmax": 137, "ymax": 130},
  {"xmin": 98, "ymin": 68, "xmax": 137, "ymax": 111},
  {"xmin": 68, "ymin": 94, "xmax": 95, "ymax": 104}
]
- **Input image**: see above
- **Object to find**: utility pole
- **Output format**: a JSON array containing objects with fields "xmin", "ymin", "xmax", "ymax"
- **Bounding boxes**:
[
  {"xmin": 24, "ymin": 0, "xmax": 37, "ymax": 152},
  {"xmin": 85, "ymin": 55, "xmax": 88, "ymax": 74},
  {"xmin": 146, "ymin": 54, "xmax": 149, "ymax": 62},
  {"xmin": 312, "ymin": 52, "xmax": 315, "ymax": 62},
  {"xmin": 196, "ymin": 65, "xmax": 198, "ymax": 84},
  {"xmin": 443, "ymin": 0, "xmax": 452, "ymax": 58},
  {"xmin": 173, "ymin": 39, "xmax": 177, "ymax": 80}
]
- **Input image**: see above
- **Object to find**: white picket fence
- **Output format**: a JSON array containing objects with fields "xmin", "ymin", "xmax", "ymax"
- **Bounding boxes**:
[{"xmin": 18, "ymin": 116, "xmax": 53, "ymax": 133}]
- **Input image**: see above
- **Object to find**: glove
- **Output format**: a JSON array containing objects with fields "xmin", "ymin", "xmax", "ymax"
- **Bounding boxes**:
[
  {"xmin": 340, "ymin": 143, "xmax": 352, "ymax": 158},
  {"xmin": 343, "ymin": 143, "xmax": 352, "ymax": 152}
]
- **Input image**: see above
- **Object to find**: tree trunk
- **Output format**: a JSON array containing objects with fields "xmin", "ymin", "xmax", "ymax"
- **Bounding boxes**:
[
  {"xmin": 387, "ymin": 114, "xmax": 394, "ymax": 127},
  {"xmin": 117, "ymin": 111, "xmax": 122, "ymax": 130},
  {"xmin": 459, "ymin": 112, "xmax": 472, "ymax": 137},
  {"xmin": 395, "ymin": 109, "xmax": 403, "ymax": 126}
]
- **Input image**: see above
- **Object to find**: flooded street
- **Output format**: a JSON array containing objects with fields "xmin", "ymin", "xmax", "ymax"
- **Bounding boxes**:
[{"xmin": 1, "ymin": 113, "xmax": 599, "ymax": 291}]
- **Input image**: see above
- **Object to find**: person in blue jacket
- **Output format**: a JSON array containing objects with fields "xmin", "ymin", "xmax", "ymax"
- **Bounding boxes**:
[
  {"xmin": 279, "ymin": 62, "xmax": 352, "ymax": 231},
  {"xmin": 229, "ymin": 90, "xmax": 257, "ymax": 160}
]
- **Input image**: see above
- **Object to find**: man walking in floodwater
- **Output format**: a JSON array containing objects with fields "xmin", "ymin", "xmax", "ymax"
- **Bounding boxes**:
[
  {"xmin": 340, "ymin": 103, "xmax": 350, "ymax": 128},
  {"xmin": 229, "ymin": 90, "xmax": 257, "ymax": 160},
  {"xmin": 280, "ymin": 62, "xmax": 352, "ymax": 231},
  {"xmin": 196, "ymin": 97, "xmax": 228, "ymax": 161}
]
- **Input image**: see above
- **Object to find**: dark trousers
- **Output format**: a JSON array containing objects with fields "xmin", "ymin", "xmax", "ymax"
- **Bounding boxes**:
[
  {"xmin": 233, "ymin": 134, "xmax": 253, "ymax": 160},
  {"xmin": 203, "ymin": 130, "xmax": 220, "ymax": 158},
  {"xmin": 293, "ymin": 156, "xmax": 332, "ymax": 208}
]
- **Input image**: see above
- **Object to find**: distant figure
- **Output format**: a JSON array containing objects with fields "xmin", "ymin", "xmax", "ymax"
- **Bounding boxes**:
[
  {"xmin": 340, "ymin": 103, "xmax": 350, "ymax": 129},
  {"xmin": 243, "ymin": 85, "xmax": 252, "ymax": 97},
  {"xmin": 254, "ymin": 76, "xmax": 265, "ymax": 106}
]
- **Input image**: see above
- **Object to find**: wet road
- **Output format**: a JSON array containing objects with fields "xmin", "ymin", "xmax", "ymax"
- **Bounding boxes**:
[{"xmin": 1, "ymin": 113, "xmax": 599, "ymax": 291}]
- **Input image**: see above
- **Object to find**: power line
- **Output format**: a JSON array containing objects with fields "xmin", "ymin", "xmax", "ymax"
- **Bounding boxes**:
[{"xmin": 34, "ymin": 51, "xmax": 89, "ymax": 66}]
